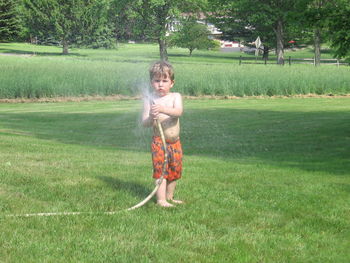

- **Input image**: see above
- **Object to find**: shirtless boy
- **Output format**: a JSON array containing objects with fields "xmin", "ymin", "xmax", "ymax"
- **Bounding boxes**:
[{"xmin": 142, "ymin": 61, "xmax": 183, "ymax": 207}]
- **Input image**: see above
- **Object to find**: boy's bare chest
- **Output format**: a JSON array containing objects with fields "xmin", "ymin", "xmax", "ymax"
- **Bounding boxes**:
[{"xmin": 153, "ymin": 94, "xmax": 175, "ymax": 108}]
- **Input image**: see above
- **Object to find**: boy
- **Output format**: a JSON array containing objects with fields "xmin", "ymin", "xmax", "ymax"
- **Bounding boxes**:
[{"xmin": 142, "ymin": 61, "xmax": 183, "ymax": 207}]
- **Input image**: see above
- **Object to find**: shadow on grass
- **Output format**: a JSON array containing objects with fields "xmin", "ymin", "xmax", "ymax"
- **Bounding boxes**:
[
  {"xmin": 99, "ymin": 176, "xmax": 152, "ymax": 199},
  {"xmin": 0, "ymin": 48, "xmax": 87, "ymax": 57},
  {"xmin": 0, "ymin": 104, "xmax": 349, "ymax": 176}
]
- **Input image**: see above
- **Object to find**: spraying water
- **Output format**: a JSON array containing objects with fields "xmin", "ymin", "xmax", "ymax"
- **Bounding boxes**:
[{"xmin": 4, "ymin": 81, "xmax": 167, "ymax": 217}]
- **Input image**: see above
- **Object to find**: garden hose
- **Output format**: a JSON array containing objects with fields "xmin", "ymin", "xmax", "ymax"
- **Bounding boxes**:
[
  {"xmin": 5, "ymin": 100, "xmax": 167, "ymax": 217},
  {"xmin": 126, "ymin": 115, "xmax": 167, "ymax": 210}
]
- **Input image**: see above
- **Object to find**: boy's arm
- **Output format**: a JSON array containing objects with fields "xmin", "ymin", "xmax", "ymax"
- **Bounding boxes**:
[{"xmin": 152, "ymin": 93, "xmax": 183, "ymax": 117}]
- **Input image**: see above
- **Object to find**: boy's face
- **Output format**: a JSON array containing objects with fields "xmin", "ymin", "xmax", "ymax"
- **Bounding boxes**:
[{"xmin": 151, "ymin": 74, "xmax": 174, "ymax": 97}]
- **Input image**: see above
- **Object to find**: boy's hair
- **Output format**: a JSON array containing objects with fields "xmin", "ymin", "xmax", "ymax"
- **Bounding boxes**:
[{"xmin": 149, "ymin": 61, "xmax": 175, "ymax": 81}]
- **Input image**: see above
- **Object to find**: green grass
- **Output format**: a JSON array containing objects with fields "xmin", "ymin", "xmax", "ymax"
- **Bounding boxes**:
[
  {"xmin": 0, "ymin": 42, "xmax": 337, "ymax": 61},
  {"xmin": 1, "ymin": 42, "xmax": 349, "ymax": 99},
  {"xmin": 0, "ymin": 98, "xmax": 349, "ymax": 262}
]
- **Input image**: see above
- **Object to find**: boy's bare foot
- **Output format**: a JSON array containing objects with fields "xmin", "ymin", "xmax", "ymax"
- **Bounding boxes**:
[
  {"xmin": 157, "ymin": 200, "xmax": 174, "ymax": 207},
  {"xmin": 168, "ymin": 199, "xmax": 184, "ymax": 204}
]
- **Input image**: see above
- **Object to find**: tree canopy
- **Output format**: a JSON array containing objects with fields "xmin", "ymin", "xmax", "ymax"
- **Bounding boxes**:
[
  {"xmin": 114, "ymin": 0, "xmax": 207, "ymax": 60},
  {"xmin": 1, "ymin": 0, "xmax": 349, "ymax": 60},
  {"xmin": 208, "ymin": 0, "xmax": 307, "ymax": 64},
  {"xmin": 169, "ymin": 18, "xmax": 218, "ymax": 56},
  {"xmin": 327, "ymin": 0, "xmax": 350, "ymax": 59},
  {"xmin": 23, "ymin": 0, "xmax": 111, "ymax": 54},
  {"xmin": 0, "ymin": 0, "xmax": 22, "ymax": 41}
]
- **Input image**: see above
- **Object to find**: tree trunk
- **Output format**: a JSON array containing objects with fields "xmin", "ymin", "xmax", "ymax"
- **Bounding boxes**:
[
  {"xmin": 62, "ymin": 39, "xmax": 69, "ymax": 55},
  {"xmin": 158, "ymin": 38, "xmax": 168, "ymax": 61},
  {"xmin": 314, "ymin": 27, "xmax": 321, "ymax": 66},
  {"xmin": 276, "ymin": 19, "xmax": 284, "ymax": 65}
]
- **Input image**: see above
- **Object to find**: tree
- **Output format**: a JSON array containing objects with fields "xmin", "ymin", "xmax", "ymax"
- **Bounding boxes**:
[
  {"xmin": 208, "ymin": 7, "xmax": 276, "ymax": 59},
  {"xmin": 169, "ymin": 18, "xmax": 217, "ymax": 56},
  {"xmin": 327, "ymin": 0, "xmax": 350, "ymax": 59},
  {"xmin": 113, "ymin": 0, "xmax": 207, "ymax": 61},
  {"xmin": 296, "ymin": 0, "xmax": 350, "ymax": 63},
  {"xmin": 78, "ymin": 1, "xmax": 115, "ymax": 49},
  {"xmin": 208, "ymin": 0, "xmax": 304, "ymax": 64},
  {"xmin": 23, "ymin": 0, "xmax": 112, "ymax": 54},
  {"xmin": 297, "ymin": 0, "xmax": 335, "ymax": 66},
  {"xmin": 0, "ymin": 0, "xmax": 21, "ymax": 41},
  {"xmin": 139, "ymin": 0, "xmax": 172, "ymax": 61},
  {"xmin": 109, "ymin": 0, "xmax": 143, "ymax": 41}
]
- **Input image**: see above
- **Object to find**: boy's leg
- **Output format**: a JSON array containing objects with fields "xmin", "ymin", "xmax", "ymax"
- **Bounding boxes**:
[
  {"xmin": 156, "ymin": 179, "xmax": 174, "ymax": 207},
  {"xmin": 166, "ymin": 180, "xmax": 184, "ymax": 204}
]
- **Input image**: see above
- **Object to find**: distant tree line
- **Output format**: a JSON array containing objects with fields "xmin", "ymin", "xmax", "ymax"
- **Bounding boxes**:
[
  {"xmin": 208, "ymin": 0, "xmax": 350, "ymax": 65},
  {"xmin": 0, "ymin": 0, "xmax": 349, "ymax": 63}
]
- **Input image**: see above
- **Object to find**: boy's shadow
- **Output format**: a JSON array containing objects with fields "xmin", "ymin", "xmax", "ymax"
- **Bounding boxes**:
[{"xmin": 99, "ymin": 176, "xmax": 152, "ymax": 199}]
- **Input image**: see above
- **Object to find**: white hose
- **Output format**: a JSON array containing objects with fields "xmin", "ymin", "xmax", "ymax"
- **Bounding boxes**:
[
  {"xmin": 5, "ymin": 112, "xmax": 168, "ymax": 217},
  {"xmin": 127, "ymin": 117, "xmax": 167, "ymax": 210}
]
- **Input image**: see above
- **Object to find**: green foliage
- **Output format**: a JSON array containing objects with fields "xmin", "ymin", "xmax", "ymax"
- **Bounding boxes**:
[
  {"xmin": 0, "ymin": 0, "xmax": 22, "ymax": 41},
  {"xmin": 112, "ymin": 0, "xmax": 208, "ymax": 60},
  {"xmin": 169, "ymin": 19, "xmax": 216, "ymax": 56},
  {"xmin": 22, "ymin": 0, "xmax": 113, "ymax": 53},
  {"xmin": 109, "ymin": 0, "xmax": 144, "ymax": 41},
  {"xmin": 111, "ymin": 0, "xmax": 175, "ymax": 60},
  {"xmin": 209, "ymin": 0, "xmax": 350, "ymax": 61},
  {"xmin": 327, "ymin": 0, "xmax": 350, "ymax": 59},
  {"xmin": 208, "ymin": 0, "xmax": 309, "ymax": 61}
]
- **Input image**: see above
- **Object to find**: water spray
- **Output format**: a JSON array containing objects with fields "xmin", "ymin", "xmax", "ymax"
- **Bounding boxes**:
[{"xmin": 5, "ymin": 98, "xmax": 167, "ymax": 217}]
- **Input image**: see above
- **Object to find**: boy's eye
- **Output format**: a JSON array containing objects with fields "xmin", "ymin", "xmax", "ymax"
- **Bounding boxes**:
[{"xmin": 154, "ymin": 79, "xmax": 168, "ymax": 83}]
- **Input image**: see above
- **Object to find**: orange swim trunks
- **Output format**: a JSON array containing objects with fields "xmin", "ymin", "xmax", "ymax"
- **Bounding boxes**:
[{"xmin": 151, "ymin": 136, "xmax": 183, "ymax": 182}]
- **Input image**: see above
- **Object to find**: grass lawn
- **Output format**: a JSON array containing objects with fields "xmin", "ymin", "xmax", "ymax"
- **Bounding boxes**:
[
  {"xmin": 0, "ymin": 98, "xmax": 349, "ymax": 262},
  {"xmin": 0, "ymin": 42, "xmax": 338, "ymax": 62}
]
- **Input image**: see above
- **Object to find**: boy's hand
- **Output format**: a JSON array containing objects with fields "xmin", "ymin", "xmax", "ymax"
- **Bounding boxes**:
[
  {"xmin": 155, "ymin": 178, "xmax": 162, "ymax": 186},
  {"xmin": 151, "ymin": 104, "xmax": 164, "ymax": 119}
]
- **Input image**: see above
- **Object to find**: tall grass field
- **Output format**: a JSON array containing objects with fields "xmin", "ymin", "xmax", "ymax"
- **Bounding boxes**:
[
  {"xmin": 0, "ymin": 98, "xmax": 349, "ymax": 262},
  {"xmin": 0, "ymin": 43, "xmax": 349, "ymax": 99}
]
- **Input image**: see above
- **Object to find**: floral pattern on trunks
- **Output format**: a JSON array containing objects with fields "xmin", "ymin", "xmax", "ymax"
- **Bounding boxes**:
[{"xmin": 151, "ymin": 136, "xmax": 182, "ymax": 182}]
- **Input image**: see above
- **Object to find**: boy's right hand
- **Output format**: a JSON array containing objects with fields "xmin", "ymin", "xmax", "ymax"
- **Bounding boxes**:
[
  {"xmin": 151, "ymin": 104, "xmax": 164, "ymax": 119},
  {"xmin": 150, "ymin": 110, "xmax": 158, "ymax": 120}
]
